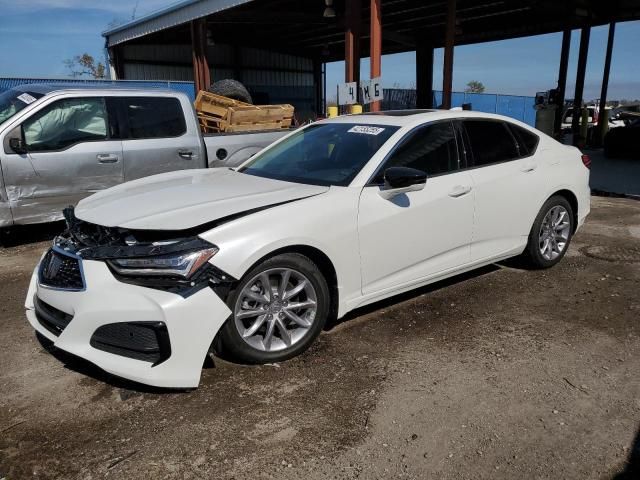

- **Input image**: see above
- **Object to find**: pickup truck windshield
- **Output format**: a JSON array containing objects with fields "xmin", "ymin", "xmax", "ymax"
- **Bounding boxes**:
[
  {"xmin": 0, "ymin": 89, "xmax": 45, "ymax": 127},
  {"xmin": 241, "ymin": 123, "xmax": 399, "ymax": 186}
]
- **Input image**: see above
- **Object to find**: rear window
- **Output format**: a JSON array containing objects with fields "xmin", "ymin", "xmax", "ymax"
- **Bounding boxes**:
[
  {"xmin": 124, "ymin": 97, "xmax": 186, "ymax": 139},
  {"xmin": 463, "ymin": 120, "xmax": 519, "ymax": 167},
  {"xmin": 508, "ymin": 124, "xmax": 539, "ymax": 156}
]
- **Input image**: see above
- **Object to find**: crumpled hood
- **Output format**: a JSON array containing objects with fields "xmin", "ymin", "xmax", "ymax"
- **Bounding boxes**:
[{"xmin": 75, "ymin": 168, "xmax": 328, "ymax": 230}]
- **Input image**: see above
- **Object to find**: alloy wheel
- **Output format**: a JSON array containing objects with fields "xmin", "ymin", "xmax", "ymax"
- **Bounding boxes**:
[
  {"xmin": 539, "ymin": 205, "xmax": 571, "ymax": 261},
  {"xmin": 233, "ymin": 268, "xmax": 318, "ymax": 352}
]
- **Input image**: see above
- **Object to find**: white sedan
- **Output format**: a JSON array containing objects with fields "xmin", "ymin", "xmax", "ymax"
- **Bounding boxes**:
[{"xmin": 25, "ymin": 110, "xmax": 591, "ymax": 388}]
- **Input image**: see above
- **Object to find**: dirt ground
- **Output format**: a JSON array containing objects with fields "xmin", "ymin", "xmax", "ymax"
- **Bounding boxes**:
[{"xmin": 1, "ymin": 195, "xmax": 639, "ymax": 480}]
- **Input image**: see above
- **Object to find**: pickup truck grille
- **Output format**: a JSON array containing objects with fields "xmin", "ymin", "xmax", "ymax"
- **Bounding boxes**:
[{"xmin": 38, "ymin": 249, "xmax": 84, "ymax": 291}]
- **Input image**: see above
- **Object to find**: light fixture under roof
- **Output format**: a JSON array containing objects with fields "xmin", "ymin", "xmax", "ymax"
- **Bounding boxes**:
[{"xmin": 323, "ymin": 0, "xmax": 336, "ymax": 18}]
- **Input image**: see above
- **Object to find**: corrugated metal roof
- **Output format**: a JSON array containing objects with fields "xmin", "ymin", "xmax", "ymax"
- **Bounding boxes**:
[{"xmin": 103, "ymin": 0, "xmax": 255, "ymax": 47}]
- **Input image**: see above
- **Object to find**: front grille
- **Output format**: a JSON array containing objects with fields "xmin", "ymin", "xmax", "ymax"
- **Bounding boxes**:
[
  {"xmin": 34, "ymin": 296, "xmax": 73, "ymax": 336},
  {"xmin": 90, "ymin": 322, "xmax": 171, "ymax": 365},
  {"xmin": 38, "ymin": 249, "xmax": 84, "ymax": 290}
]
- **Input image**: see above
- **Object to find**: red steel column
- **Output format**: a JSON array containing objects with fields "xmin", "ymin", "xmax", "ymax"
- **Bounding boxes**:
[
  {"xmin": 345, "ymin": 0, "xmax": 361, "ymax": 85},
  {"xmin": 442, "ymin": 0, "xmax": 456, "ymax": 109},
  {"xmin": 191, "ymin": 18, "xmax": 211, "ymax": 95},
  {"xmin": 369, "ymin": 0, "xmax": 382, "ymax": 111}
]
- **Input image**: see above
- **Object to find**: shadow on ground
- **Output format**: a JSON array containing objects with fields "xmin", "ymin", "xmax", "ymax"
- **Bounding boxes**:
[
  {"xmin": 587, "ymin": 148, "xmax": 640, "ymax": 197},
  {"xmin": 1, "ymin": 221, "xmax": 65, "ymax": 248},
  {"xmin": 326, "ymin": 263, "xmax": 501, "ymax": 330},
  {"xmin": 612, "ymin": 425, "xmax": 640, "ymax": 480},
  {"xmin": 34, "ymin": 262, "xmax": 503, "ymax": 390},
  {"xmin": 35, "ymin": 332, "xmax": 186, "ymax": 394}
]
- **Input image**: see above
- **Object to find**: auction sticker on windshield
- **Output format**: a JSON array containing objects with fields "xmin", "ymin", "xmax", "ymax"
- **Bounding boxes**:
[
  {"xmin": 17, "ymin": 93, "xmax": 37, "ymax": 104},
  {"xmin": 348, "ymin": 125, "xmax": 386, "ymax": 135}
]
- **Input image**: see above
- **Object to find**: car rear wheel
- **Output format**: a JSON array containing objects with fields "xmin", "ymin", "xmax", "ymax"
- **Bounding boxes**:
[
  {"xmin": 522, "ymin": 195, "xmax": 574, "ymax": 268},
  {"xmin": 218, "ymin": 253, "xmax": 329, "ymax": 363}
]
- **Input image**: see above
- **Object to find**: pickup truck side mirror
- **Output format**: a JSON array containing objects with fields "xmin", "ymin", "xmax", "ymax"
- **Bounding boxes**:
[
  {"xmin": 9, "ymin": 137, "xmax": 27, "ymax": 155},
  {"xmin": 379, "ymin": 166, "xmax": 427, "ymax": 200}
]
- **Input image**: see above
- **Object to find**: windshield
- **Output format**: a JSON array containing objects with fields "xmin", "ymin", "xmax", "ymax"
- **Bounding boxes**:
[
  {"xmin": 240, "ymin": 123, "xmax": 399, "ymax": 186},
  {"xmin": 0, "ymin": 89, "xmax": 44, "ymax": 127}
]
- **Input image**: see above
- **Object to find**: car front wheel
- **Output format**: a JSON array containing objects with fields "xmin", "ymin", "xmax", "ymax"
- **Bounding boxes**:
[
  {"xmin": 217, "ymin": 253, "xmax": 329, "ymax": 364},
  {"xmin": 523, "ymin": 195, "xmax": 574, "ymax": 268}
]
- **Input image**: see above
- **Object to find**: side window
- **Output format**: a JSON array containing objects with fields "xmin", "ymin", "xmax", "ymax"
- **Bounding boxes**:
[
  {"xmin": 464, "ymin": 120, "xmax": 519, "ymax": 167},
  {"xmin": 508, "ymin": 124, "xmax": 539, "ymax": 156},
  {"xmin": 124, "ymin": 97, "xmax": 186, "ymax": 139},
  {"xmin": 375, "ymin": 122, "xmax": 459, "ymax": 182},
  {"xmin": 23, "ymin": 97, "xmax": 107, "ymax": 152}
]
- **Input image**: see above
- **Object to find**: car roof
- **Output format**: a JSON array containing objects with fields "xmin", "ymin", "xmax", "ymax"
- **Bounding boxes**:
[
  {"xmin": 12, "ymin": 83, "xmax": 176, "ymax": 96},
  {"xmin": 319, "ymin": 109, "xmax": 530, "ymax": 127}
]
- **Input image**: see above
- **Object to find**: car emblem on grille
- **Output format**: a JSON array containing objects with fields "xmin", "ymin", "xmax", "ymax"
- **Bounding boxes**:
[{"xmin": 43, "ymin": 254, "xmax": 63, "ymax": 280}]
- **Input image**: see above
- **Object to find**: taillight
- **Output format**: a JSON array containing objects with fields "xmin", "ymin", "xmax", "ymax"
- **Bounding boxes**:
[{"xmin": 581, "ymin": 154, "xmax": 591, "ymax": 169}]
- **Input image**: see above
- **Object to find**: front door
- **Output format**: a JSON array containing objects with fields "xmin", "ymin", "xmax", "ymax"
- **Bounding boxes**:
[
  {"xmin": 358, "ymin": 121, "xmax": 475, "ymax": 296},
  {"xmin": 3, "ymin": 96, "xmax": 123, "ymax": 224}
]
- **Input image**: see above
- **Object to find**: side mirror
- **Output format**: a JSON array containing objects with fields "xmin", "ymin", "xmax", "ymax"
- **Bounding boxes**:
[
  {"xmin": 379, "ymin": 166, "xmax": 427, "ymax": 200},
  {"xmin": 9, "ymin": 137, "xmax": 27, "ymax": 155}
]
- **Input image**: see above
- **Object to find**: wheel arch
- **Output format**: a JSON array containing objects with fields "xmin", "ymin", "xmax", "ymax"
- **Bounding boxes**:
[
  {"xmin": 549, "ymin": 189, "xmax": 579, "ymax": 233},
  {"xmin": 238, "ymin": 244, "xmax": 340, "ymax": 323}
]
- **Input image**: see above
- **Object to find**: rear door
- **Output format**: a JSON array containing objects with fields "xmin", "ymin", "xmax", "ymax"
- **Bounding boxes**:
[
  {"xmin": 2, "ymin": 96, "xmax": 123, "ymax": 224},
  {"xmin": 461, "ymin": 119, "xmax": 542, "ymax": 262},
  {"xmin": 358, "ymin": 121, "xmax": 475, "ymax": 295},
  {"xmin": 118, "ymin": 96, "xmax": 202, "ymax": 181}
]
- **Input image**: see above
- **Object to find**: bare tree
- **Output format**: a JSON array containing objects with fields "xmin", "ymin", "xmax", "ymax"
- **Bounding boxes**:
[
  {"xmin": 465, "ymin": 80, "xmax": 486, "ymax": 93},
  {"xmin": 64, "ymin": 53, "xmax": 106, "ymax": 79}
]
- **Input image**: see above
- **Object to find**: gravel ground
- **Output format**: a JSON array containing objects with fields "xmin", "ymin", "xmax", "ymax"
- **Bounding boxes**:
[{"xmin": 1, "ymin": 195, "xmax": 639, "ymax": 480}]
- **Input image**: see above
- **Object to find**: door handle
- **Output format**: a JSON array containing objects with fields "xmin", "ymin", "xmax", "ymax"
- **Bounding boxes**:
[
  {"xmin": 178, "ymin": 150, "xmax": 193, "ymax": 160},
  {"xmin": 448, "ymin": 185, "xmax": 472, "ymax": 198},
  {"xmin": 520, "ymin": 163, "xmax": 537, "ymax": 173},
  {"xmin": 97, "ymin": 154, "xmax": 119, "ymax": 164}
]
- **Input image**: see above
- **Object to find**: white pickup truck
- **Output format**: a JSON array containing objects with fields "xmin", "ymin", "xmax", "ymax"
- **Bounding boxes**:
[{"xmin": 0, "ymin": 84, "xmax": 291, "ymax": 227}]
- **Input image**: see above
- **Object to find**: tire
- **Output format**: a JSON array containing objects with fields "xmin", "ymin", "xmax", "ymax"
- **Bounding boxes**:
[
  {"xmin": 208, "ymin": 79, "xmax": 253, "ymax": 104},
  {"xmin": 522, "ymin": 195, "xmax": 574, "ymax": 269},
  {"xmin": 218, "ymin": 253, "xmax": 329, "ymax": 364}
]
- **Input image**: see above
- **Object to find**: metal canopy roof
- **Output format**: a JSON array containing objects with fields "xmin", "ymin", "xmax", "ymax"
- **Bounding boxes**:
[
  {"xmin": 105, "ymin": 0, "xmax": 640, "ymax": 61},
  {"xmin": 103, "ymin": 0, "xmax": 254, "ymax": 46}
]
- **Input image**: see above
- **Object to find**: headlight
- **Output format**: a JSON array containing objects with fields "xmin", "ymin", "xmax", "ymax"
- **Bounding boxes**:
[{"xmin": 109, "ymin": 247, "xmax": 218, "ymax": 278}]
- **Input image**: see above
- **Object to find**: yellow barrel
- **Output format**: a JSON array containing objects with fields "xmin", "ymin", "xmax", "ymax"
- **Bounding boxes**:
[
  {"xmin": 598, "ymin": 108, "xmax": 609, "ymax": 145},
  {"xmin": 580, "ymin": 107, "xmax": 589, "ymax": 142},
  {"xmin": 327, "ymin": 106, "xmax": 338, "ymax": 118},
  {"xmin": 349, "ymin": 104, "xmax": 363, "ymax": 114}
]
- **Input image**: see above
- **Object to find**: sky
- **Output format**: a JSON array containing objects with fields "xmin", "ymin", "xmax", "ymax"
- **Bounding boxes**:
[{"xmin": 0, "ymin": 1, "xmax": 639, "ymax": 100}]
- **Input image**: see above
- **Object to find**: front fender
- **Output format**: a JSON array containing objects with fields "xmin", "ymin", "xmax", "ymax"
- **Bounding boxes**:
[{"xmin": 199, "ymin": 187, "xmax": 362, "ymax": 317}]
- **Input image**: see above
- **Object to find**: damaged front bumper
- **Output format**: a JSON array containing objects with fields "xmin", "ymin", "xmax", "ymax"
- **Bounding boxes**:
[{"xmin": 24, "ymin": 208, "xmax": 234, "ymax": 388}]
